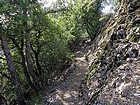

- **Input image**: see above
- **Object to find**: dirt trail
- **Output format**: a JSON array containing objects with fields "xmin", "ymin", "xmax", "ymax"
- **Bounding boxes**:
[{"xmin": 42, "ymin": 43, "xmax": 91, "ymax": 105}]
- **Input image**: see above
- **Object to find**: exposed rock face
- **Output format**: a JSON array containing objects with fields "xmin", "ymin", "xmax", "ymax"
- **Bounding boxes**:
[
  {"xmin": 128, "ymin": 0, "xmax": 140, "ymax": 12},
  {"xmin": 86, "ymin": 0, "xmax": 140, "ymax": 104}
]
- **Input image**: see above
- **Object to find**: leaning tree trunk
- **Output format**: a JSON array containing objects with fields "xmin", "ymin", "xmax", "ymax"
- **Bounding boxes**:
[
  {"xmin": 1, "ymin": 35, "xmax": 26, "ymax": 105},
  {"xmin": 11, "ymin": 38, "xmax": 38, "ymax": 92},
  {"xmin": 31, "ymin": 44, "xmax": 43, "ymax": 86},
  {"xmin": 25, "ymin": 32, "xmax": 40, "ymax": 89}
]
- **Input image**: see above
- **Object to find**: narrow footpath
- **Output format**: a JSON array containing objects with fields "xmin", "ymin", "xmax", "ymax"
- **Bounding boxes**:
[{"xmin": 42, "ymin": 42, "xmax": 91, "ymax": 105}]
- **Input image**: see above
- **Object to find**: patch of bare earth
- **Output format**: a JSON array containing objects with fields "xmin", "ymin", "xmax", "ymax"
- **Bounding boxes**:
[{"xmin": 42, "ymin": 42, "xmax": 91, "ymax": 105}]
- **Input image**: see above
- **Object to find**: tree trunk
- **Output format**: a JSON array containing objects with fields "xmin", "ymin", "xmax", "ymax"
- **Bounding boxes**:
[
  {"xmin": 1, "ymin": 35, "xmax": 26, "ymax": 105},
  {"xmin": 11, "ymin": 38, "xmax": 38, "ymax": 92},
  {"xmin": 22, "ymin": 9, "xmax": 39, "ymax": 89},
  {"xmin": 30, "ymin": 45, "xmax": 42, "ymax": 76},
  {"xmin": 23, "ymin": 6, "xmax": 39, "ymax": 88},
  {"xmin": 31, "ymin": 45, "xmax": 43, "ymax": 86},
  {"xmin": 25, "ymin": 34, "xmax": 39, "ymax": 88}
]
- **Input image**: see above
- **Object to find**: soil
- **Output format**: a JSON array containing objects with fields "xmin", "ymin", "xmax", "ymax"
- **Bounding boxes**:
[{"xmin": 42, "ymin": 41, "xmax": 91, "ymax": 105}]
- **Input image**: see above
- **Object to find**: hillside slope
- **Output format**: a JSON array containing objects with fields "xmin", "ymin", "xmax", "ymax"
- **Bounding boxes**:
[{"xmin": 86, "ymin": 0, "xmax": 140, "ymax": 104}]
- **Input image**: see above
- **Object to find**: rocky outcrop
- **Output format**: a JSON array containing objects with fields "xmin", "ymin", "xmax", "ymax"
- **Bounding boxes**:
[{"xmin": 85, "ymin": 0, "xmax": 140, "ymax": 104}]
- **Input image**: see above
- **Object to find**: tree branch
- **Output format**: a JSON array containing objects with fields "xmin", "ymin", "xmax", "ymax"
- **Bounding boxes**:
[
  {"xmin": 0, "ymin": 57, "xmax": 22, "ymax": 65},
  {"xmin": 45, "ymin": 7, "xmax": 71, "ymax": 14}
]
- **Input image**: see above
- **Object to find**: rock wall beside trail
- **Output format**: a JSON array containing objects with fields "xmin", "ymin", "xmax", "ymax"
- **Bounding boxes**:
[{"xmin": 86, "ymin": 0, "xmax": 140, "ymax": 104}]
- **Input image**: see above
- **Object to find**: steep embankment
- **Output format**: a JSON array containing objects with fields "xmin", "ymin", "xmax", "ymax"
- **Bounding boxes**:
[{"xmin": 86, "ymin": 0, "xmax": 140, "ymax": 104}]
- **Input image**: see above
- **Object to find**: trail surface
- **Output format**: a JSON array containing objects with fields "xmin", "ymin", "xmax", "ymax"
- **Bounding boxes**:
[{"xmin": 42, "ymin": 42, "xmax": 91, "ymax": 105}]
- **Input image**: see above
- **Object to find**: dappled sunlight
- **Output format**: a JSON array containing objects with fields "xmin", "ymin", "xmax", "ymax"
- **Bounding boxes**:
[{"xmin": 42, "ymin": 42, "xmax": 91, "ymax": 105}]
